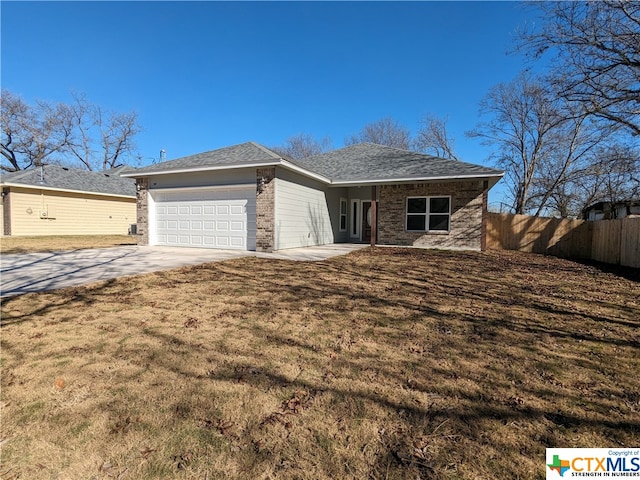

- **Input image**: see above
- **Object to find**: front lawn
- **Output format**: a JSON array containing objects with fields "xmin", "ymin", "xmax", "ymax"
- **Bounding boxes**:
[
  {"xmin": 0, "ymin": 235, "xmax": 136, "ymax": 254},
  {"xmin": 1, "ymin": 248, "xmax": 638, "ymax": 479}
]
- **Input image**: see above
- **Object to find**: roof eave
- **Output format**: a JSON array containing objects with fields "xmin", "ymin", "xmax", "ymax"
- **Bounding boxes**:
[
  {"xmin": 328, "ymin": 172, "xmax": 504, "ymax": 188},
  {"xmin": 278, "ymin": 160, "xmax": 332, "ymax": 184},
  {"xmin": 123, "ymin": 159, "xmax": 334, "ymax": 185},
  {"xmin": 121, "ymin": 160, "xmax": 283, "ymax": 178},
  {"xmin": 0, "ymin": 182, "xmax": 136, "ymax": 199}
]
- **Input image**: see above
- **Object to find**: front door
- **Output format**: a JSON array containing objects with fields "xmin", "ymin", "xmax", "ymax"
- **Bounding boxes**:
[{"xmin": 361, "ymin": 201, "xmax": 378, "ymax": 243}]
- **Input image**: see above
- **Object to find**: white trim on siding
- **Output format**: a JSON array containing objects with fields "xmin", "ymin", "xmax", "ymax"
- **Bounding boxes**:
[
  {"xmin": 123, "ymin": 161, "xmax": 278, "ymax": 178},
  {"xmin": 330, "ymin": 174, "xmax": 503, "ymax": 187},
  {"xmin": 124, "ymin": 159, "xmax": 332, "ymax": 184}
]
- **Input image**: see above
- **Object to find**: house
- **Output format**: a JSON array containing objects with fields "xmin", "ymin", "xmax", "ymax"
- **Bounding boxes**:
[
  {"xmin": 1, "ymin": 165, "xmax": 136, "ymax": 236},
  {"xmin": 581, "ymin": 200, "xmax": 640, "ymax": 221},
  {"xmin": 122, "ymin": 142, "xmax": 503, "ymax": 252}
]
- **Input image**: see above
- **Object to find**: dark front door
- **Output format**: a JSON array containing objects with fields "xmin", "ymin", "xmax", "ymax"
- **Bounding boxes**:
[{"xmin": 361, "ymin": 201, "xmax": 378, "ymax": 243}]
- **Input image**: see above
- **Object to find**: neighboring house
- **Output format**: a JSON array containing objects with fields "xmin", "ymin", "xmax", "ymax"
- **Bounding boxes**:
[
  {"xmin": 581, "ymin": 200, "xmax": 640, "ymax": 221},
  {"xmin": 123, "ymin": 142, "xmax": 503, "ymax": 252},
  {"xmin": 1, "ymin": 165, "xmax": 136, "ymax": 236}
]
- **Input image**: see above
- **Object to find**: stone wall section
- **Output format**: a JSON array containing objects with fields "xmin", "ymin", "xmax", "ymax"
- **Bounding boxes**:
[
  {"xmin": 2, "ymin": 188, "xmax": 11, "ymax": 236},
  {"xmin": 135, "ymin": 177, "xmax": 149, "ymax": 246},
  {"xmin": 378, "ymin": 181, "xmax": 485, "ymax": 251},
  {"xmin": 256, "ymin": 167, "xmax": 276, "ymax": 252}
]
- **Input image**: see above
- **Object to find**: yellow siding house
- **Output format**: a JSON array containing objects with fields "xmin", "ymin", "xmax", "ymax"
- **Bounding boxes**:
[{"xmin": 1, "ymin": 165, "xmax": 136, "ymax": 236}]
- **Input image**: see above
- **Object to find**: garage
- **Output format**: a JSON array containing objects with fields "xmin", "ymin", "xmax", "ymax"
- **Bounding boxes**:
[{"xmin": 151, "ymin": 186, "xmax": 256, "ymax": 250}]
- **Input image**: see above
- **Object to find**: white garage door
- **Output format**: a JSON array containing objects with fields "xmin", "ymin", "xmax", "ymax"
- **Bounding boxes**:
[{"xmin": 152, "ymin": 187, "xmax": 256, "ymax": 250}]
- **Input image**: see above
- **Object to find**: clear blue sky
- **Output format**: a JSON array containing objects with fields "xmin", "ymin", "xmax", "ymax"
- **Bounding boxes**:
[{"xmin": 2, "ymin": 1, "xmax": 546, "ymax": 205}]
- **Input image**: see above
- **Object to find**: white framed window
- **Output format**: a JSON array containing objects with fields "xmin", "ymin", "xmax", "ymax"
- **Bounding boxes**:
[
  {"xmin": 406, "ymin": 196, "xmax": 451, "ymax": 232},
  {"xmin": 339, "ymin": 198, "xmax": 348, "ymax": 232}
]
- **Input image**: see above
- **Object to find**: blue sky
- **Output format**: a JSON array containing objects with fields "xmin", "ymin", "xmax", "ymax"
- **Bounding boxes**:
[{"xmin": 2, "ymin": 1, "xmax": 546, "ymax": 205}]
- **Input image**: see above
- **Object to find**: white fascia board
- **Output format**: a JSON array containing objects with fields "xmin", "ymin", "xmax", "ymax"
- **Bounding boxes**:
[
  {"xmin": 123, "ymin": 158, "xmax": 333, "ymax": 185},
  {"xmin": 0, "ymin": 182, "xmax": 135, "ymax": 199},
  {"xmin": 120, "ymin": 161, "xmax": 281, "ymax": 178},
  {"xmin": 278, "ymin": 160, "xmax": 332, "ymax": 184},
  {"xmin": 329, "ymin": 172, "xmax": 504, "ymax": 188}
]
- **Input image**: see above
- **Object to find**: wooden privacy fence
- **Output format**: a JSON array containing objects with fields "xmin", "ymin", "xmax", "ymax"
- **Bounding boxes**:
[{"xmin": 486, "ymin": 213, "xmax": 640, "ymax": 268}]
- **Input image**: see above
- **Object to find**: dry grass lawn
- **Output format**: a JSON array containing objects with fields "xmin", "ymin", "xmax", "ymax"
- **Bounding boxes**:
[
  {"xmin": 0, "ymin": 235, "xmax": 137, "ymax": 254},
  {"xmin": 1, "ymin": 248, "xmax": 639, "ymax": 479}
]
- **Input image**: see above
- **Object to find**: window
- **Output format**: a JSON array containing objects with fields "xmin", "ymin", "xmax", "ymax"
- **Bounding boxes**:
[
  {"xmin": 406, "ymin": 196, "xmax": 451, "ymax": 232},
  {"xmin": 351, "ymin": 200, "xmax": 360, "ymax": 238},
  {"xmin": 339, "ymin": 198, "xmax": 347, "ymax": 232}
]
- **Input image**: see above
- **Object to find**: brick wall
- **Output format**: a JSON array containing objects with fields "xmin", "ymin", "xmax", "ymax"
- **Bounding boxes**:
[
  {"xmin": 378, "ymin": 181, "xmax": 485, "ymax": 251},
  {"xmin": 2, "ymin": 188, "xmax": 11, "ymax": 236},
  {"xmin": 135, "ymin": 177, "xmax": 149, "ymax": 245},
  {"xmin": 256, "ymin": 167, "xmax": 275, "ymax": 252}
]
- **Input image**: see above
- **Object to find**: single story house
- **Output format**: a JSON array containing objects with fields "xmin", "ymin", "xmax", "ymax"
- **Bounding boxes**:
[
  {"xmin": 581, "ymin": 200, "xmax": 640, "ymax": 221},
  {"xmin": 1, "ymin": 165, "xmax": 136, "ymax": 236},
  {"xmin": 124, "ymin": 142, "xmax": 503, "ymax": 252},
  {"xmin": 123, "ymin": 142, "xmax": 503, "ymax": 252}
]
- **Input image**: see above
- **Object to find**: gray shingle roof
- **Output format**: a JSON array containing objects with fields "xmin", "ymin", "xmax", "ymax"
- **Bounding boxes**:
[
  {"xmin": 124, "ymin": 141, "xmax": 503, "ymax": 184},
  {"xmin": 295, "ymin": 143, "xmax": 504, "ymax": 183},
  {"xmin": 127, "ymin": 142, "xmax": 283, "ymax": 175},
  {"xmin": 0, "ymin": 165, "xmax": 136, "ymax": 197}
]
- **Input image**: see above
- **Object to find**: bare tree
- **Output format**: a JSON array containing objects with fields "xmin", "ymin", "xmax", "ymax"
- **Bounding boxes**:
[
  {"xmin": 413, "ymin": 113, "xmax": 459, "ymax": 160},
  {"xmin": 345, "ymin": 117, "xmax": 411, "ymax": 149},
  {"xmin": 1, "ymin": 90, "xmax": 141, "ymax": 172},
  {"xmin": 67, "ymin": 92, "xmax": 141, "ymax": 171},
  {"xmin": 580, "ymin": 145, "xmax": 640, "ymax": 205},
  {"xmin": 98, "ymin": 110, "xmax": 140, "ymax": 171},
  {"xmin": 0, "ymin": 90, "xmax": 28, "ymax": 172},
  {"xmin": 526, "ymin": 101, "xmax": 613, "ymax": 217},
  {"xmin": 271, "ymin": 133, "xmax": 332, "ymax": 160},
  {"xmin": 536, "ymin": 144, "xmax": 639, "ymax": 218},
  {"xmin": 468, "ymin": 73, "xmax": 564, "ymax": 214},
  {"xmin": 519, "ymin": 1, "xmax": 640, "ymax": 136},
  {"xmin": 1, "ymin": 90, "xmax": 73, "ymax": 172},
  {"xmin": 470, "ymin": 71, "xmax": 635, "ymax": 217},
  {"xmin": 65, "ymin": 92, "xmax": 96, "ymax": 170}
]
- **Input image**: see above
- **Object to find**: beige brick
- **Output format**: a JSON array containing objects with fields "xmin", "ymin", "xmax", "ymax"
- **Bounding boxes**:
[
  {"xmin": 378, "ymin": 181, "xmax": 485, "ymax": 251},
  {"xmin": 136, "ymin": 178, "xmax": 149, "ymax": 245},
  {"xmin": 256, "ymin": 167, "xmax": 275, "ymax": 252}
]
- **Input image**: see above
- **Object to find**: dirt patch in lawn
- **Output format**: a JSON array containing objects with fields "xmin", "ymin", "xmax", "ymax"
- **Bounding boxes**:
[
  {"xmin": 1, "ymin": 248, "xmax": 638, "ymax": 479},
  {"xmin": 0, "ymin": 235, "xmax": 137, "ymax": 254}
]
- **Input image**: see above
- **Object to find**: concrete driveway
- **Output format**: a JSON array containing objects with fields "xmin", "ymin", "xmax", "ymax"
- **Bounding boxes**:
[{"xmin": 1, "ymin": 244, "xmax": 366, "ymax": 297}]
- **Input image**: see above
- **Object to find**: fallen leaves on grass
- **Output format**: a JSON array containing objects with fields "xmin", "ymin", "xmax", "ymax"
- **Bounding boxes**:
[{"xmin": 1, "ymin": 248, "xmax": 638, "ymax": 480}]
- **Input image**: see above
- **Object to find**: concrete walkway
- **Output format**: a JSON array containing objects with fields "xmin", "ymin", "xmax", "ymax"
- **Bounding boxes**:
[{"xmin": 0, "ymin": 244, "xmax": 366, "ymax": 297}]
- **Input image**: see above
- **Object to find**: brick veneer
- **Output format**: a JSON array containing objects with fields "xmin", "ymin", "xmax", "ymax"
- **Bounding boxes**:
[
  {"xmin": 256, "ymin": 167, "xmax": 275, "ymax": 252},
  {"xmin": 135, "ymin": 178, "xmax": 149, "ymax": 246},
  {"xmin": 378, "ymin": 181, "xmax": 485, "ymax": 251},
  {"xmin": 2, "ymin": 188, "xmax": 11, "ymax": 236}
]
